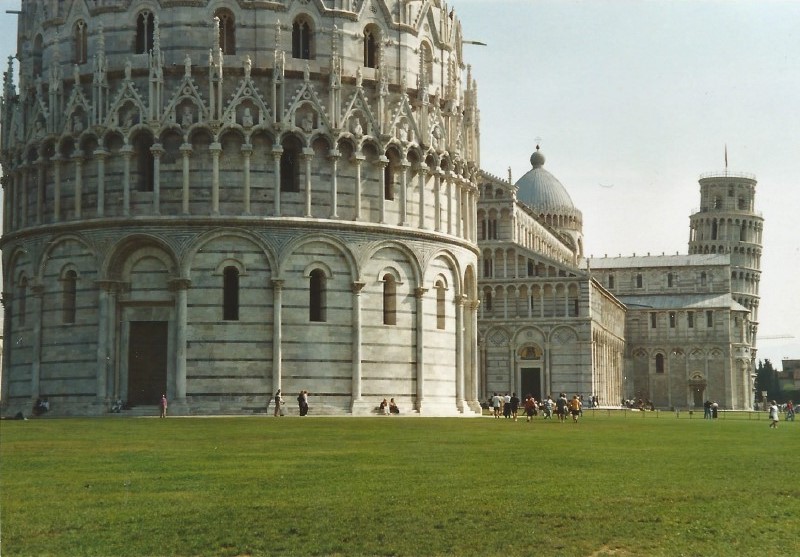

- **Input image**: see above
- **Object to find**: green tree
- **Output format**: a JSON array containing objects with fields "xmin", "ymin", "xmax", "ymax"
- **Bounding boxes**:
[{"xmin": 755, "ymin": 359, "xmax": 780, "ymax": 403}]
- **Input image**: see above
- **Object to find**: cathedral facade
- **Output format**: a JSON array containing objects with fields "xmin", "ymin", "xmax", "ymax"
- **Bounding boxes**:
[
  {"xmin": 0, "ymin": 0, "xmax": 482, "ymax": 416},
  {"xmin": 477, "ymin": 150, "xmax": 762, "ymax": 410}
]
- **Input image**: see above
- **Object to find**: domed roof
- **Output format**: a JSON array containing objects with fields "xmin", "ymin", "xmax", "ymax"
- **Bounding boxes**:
[{"xmin": 515, "ymin": 147, "xmax": 576, "ymax": 213}]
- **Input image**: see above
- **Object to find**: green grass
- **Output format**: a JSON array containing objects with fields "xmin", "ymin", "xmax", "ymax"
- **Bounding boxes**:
[{"xmin": 1, "ymin": 414, "xmax": 797, "ymax": 556}]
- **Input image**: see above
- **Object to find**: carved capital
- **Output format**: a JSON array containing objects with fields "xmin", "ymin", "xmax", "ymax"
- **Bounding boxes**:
[
  {"xmin": 168, "ymin": 278, "xmax": 192, "ymax": 292},
  {"xmin": 352, "ymin": 281, "xmax": 366, "ymax": 294}
]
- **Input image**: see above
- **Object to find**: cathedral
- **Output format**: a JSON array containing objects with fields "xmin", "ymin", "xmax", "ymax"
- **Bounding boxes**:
[{"xmin": 0, "ymin": 0, "xmax": 760, "ymax": 416}]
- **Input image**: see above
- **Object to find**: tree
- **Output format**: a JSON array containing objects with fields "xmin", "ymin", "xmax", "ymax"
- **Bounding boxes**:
[{"xmin": 754, "ymin": 359, "xmax": 780, "ymax": 404}]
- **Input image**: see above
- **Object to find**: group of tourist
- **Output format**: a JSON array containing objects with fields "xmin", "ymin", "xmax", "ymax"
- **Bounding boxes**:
[
  {"xmin": 379, "ymin": 398, "xmax": 401, "ymax": 415},
  {"xmin": 270, "ymin": 389, "xmax": 310, "ymax": 416},
  {"xmin": 489, "ymin": 392, "xmax": 585, "ymax": 422},
  {"xmin": 703, "ymin": 399, "xmax": 720, "ymax": 419}
]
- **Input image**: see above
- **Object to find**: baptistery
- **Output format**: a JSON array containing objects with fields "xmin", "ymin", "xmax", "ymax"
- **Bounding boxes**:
[{"xmin": 1, "ymin": 0, "xmax": 482, "ymax": 416}]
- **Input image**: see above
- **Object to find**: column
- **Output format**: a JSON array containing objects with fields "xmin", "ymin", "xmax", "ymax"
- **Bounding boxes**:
[
  {"xmin": 471, "ymin": 299, "xmax": 480, "ymax": 404},
  {"xmin": 455, "ymin": 294, "xmax": 465, "ymax": 411},
  {"xmin": 30, "ymin": 284, "xmax": 44, "ymax": 399},
  {"xmin": 210, "ymin": 141, "xmax": 221, "ymax": 215},
  {"xmin": 329, "ymin": 150, "xmax": 340, "ymax": 218},
  {"xmin": 180, "ymin": 143, "xmax": 192, "ymax": 214},
  {"xmin": 95, "ymin": 281, "xmax": 111, "ymax": 402},
  {"xmin": 169, "ymin": 278, "xmax": 191, "ymax": 401},
  {"xmin": 1, "ymin": 176, "xmax": 8, "ymax": 233},
  {"xmin": 73, "ymin": 155, "xmax": 84, "ymax": 219},
  {"xmin": 94, "ymin": 148, "xmax": 108, "ymax": 217},
  {"xmin": 272, "ymin": 149, "xmax": 283, "ymax": 216},
  {"xmin": 455, "ymin": 177, "xmax": 463, "ymax": 238},
  {"xmin": 121, "ymin": 146, "xmax": 132, "ymax": 216},
  {"xmin": 272, "ymin": 280, "xmax": 284, "ymax": 396},
  {"xmin": 242, "ymin": 143, "xmax": 252, "ymax": 215},
  {"xmin": 36, "ymin": 158, "xmax": 45, "ymax": 224},
  {"xmin": 399, "ymin": 159, "xmax": 410, "ymax": 225},
  {"xmin": 415, "ymin": 287, "xmax": 428, "ymax": 412},
  {"xmin": 303, "ymin": 148, "xmax": 314, "ymax": 217},
  {"xmin": 433, "ymin": 170, "xmax": 442, "ymax": 231},
  {"xmin": 52, "ymin": 154, "xmax": 64, "ymax": 222},
  {"xmin": 0, "ymin": 294, "xmax": 11, "ymax": 403},
  {"xmin": 378, "ymin": 156, "xmax": 388, "ymax": 224},
  {"xmin": 151, "ymin": 143, "xmax": 164, "ymax": 215},
  {"xmin": 20, "ymin": 165, "xmax": 28, "ymax": 228},
  {"xmin": 418, "ymin": 166, "xmax": 428, "ymax": 229},
  {"xmin": 446, "ymin": 174, "xmax": 453, "ymax": 234},
  {"xmin": 351, "ymin": 282, "xmax": 365, "ymax": 408},
  {"xmin": 354, "ymin": 154, "xmax": 364, "ymax": 221}
]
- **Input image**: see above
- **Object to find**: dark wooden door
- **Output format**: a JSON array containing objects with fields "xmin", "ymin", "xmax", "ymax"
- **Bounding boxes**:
[
  {"xmin": 127, "ymin": 321, "xmax": 168, "ymax": 406},
  {"xmin": 521, "ymin": 368, "xmax": 542, "ymax": 400}
]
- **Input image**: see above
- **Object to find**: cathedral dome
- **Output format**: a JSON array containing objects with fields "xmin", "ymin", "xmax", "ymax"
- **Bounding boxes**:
[{"xmin": 515, "ymin": 147, "xmax": 576, "ymax": 212}]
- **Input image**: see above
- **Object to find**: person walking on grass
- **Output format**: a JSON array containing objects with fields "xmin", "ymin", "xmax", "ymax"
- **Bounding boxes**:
[
  {"xmin": 556, "ymin": 393, "xmax": 568, "ymax": 423},
  {"xmin": 786, "ymin": 400, "xmax": 795, "ymax": 421},
  {"xmin": 159, "ymin": 394, "xmax": 168, "ymax": 418},
  {"xmin": 768, "ymin": 400, "xmax": 779, "ymax": 428},
  {"xmin": 523, "ymin": 394, "xmax": 537, "ymax": 423},
  {"xmin": 273, "ymin": 389, "xmax": 283, "ymax": 417},
  {"xmin": 510, "ymin": 392, "xmax": 520, "ymax": 422},
  {"xmin": 569, "ymin": 395, "xmax": 582, "ymax": 423},
  {"xmin": 491, "ymin": 393, "xmax": 502, "ymax": 418}
]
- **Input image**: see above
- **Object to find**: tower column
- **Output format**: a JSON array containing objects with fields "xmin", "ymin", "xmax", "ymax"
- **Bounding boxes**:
[
  {"xmin": 242, "ymin": 143, "xmax": 252, "ymax": 215},
  {"xmin": 180, "ymin": 143, "xmax": 192, "ymax": 214}
]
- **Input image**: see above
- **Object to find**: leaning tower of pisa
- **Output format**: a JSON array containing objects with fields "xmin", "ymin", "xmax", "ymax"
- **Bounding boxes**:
[{"xmin": 0, "ymin": 0, "xmax": 482, "ymax": 416}]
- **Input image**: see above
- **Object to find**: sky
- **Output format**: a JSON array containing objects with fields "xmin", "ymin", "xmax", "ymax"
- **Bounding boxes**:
[{"xmin": 0, "ymin": 0, "xmax": 797, "ymax": 368}]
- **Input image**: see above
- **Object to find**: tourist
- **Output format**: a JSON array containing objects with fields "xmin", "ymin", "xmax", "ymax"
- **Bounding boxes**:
[
  {"xmin": 503, "ymin": 393, "xmax": 512, "ymax": 418},
  {"xmin": 543, "ymin": 395, "xmax": 554, "ymax": 419},
  {"xmin": 491, "ymin": 393, "xmax": 501, "ymax": 418},
  {"xmin": 768, "ymin": 400, "xmax": 779, "ymax": 428},
  {"xmin": 273, "ymin": 389, "xmax": 283, "ymax": 417},
  {"xmin": 785, "ymin": 400, "xmax": 795, "ymax": 421},
  {"xmin": 556, "ymin": 393, "xmax": 568, "ymax": 422},
  {"xmin": 298, "ymin": 390, "xmax": 309, "ymax": 416},
  {"xmin": 380, "ymin": 398, "xmax": 389, "ymax": 415},
  {"xmin": 509, "ymin": 392, "xmax": 520, "ymax": 421},
  {"xmin": 569, "ymin": 395, "xmax": 582, "ymax": 422},
  {"xmin": 523, "ymin": 394, "xmax": 537, "ymax": 422},
  {"xmin": 711, "ymin": 401, "xmax": 719, "ymax": 419},
  {"xmin": 389, "ymin": 398, "xmax": 400, "ymax": 414},
  {"xmin": 159, "ymin": 394, "xmax": 168, "ymax": 418}
]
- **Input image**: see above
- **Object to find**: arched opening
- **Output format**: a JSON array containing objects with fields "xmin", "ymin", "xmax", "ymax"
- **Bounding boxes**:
[
  {"xmin": 74, "ymin": 20, "xmax": 88, "ymax": 64},
  {"xmin": 292, "ymin": 16, "xmax": 313, "ymax": 59},
  {"xmin": 364, "ymin": 26, "xmax": 379, "ymax": 68},
  {"xmin": 215, "ymin": 10, "xmax": 236, "ymax": 55},
  {"xmin": 132, "ymin": 133, "xmax": 155, "ymax": 192},
  {"xmin": 280, "ymin": 136, "xmax": 301, "ymax": 192},
  {"xmin": 436, "ymin": 280, "xmax": 446, "ymax": 330},
  {"xmin": 309, "ymin": 269, "xmax": 327, "ymax": 322},
  {"xmin": 135, "ymin": 10, "xmax": 155, "ymax": 54},
  {"xmin": 62, "ymin": 270, "xmax": 77, "ymax": 324},
  {"xmin": 383, "ymin": 274, "xmax": 397, "ymax": 325}
]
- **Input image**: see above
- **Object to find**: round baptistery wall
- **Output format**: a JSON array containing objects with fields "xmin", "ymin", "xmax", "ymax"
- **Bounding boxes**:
[{"xmin": 1, "ymin": 0, "xmax": 482, "ymax": 416}]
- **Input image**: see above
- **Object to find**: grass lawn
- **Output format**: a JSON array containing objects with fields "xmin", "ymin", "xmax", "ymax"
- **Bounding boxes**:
[{"xmin": 1, "ymin": 413, "xmax": 797, "ymax": 557}]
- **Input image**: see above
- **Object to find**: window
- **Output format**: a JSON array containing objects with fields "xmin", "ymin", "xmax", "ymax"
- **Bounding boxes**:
[
  {"xmin": 292, "ymin": 17, "xmax": 312, "ymax": 60},
  {"xmin": 484, "ymin": 291, "xmax": 492, "ymax": 312},
  {"xmin": 133, "ymin": 134, "xmax": 155, "ymax": 192},
  {"xmin": 488, "ymin": 219, "xmax": 497, "ymax": 240},
  {"xmin": 636, "ymin": 273, "xmax": 643, "ymax": 288},
  {"xmin": 738, "ymin": 196, "xmax": 747, "ymax": 210},
  {"xmin": 706, "ymin": 310, "xmax": 713, "ymax": 328},
  {"xmin": 382, "ymin": 274, "xmax": 396, "ymax": 325},
  {"xmin": 309, "ymin": 269, "xmax": 326, "ymax": 322},
  {"xmin": 655, "ymin": 353, "xmax": 665, "ymax": 374},
  {"xmin": 573, "ymin": 299, "xmax": 579, "ymax": 317},
  {"xmin": 384, "ymin": 164, "xmax": 395, "ymax": 200},
  {"xmin": 63, "ymin": 270, "xmax": 77, "ymax": 324},
  {"xmin": 608, "ymin": 275, "xmax": 615, "ymax": 289},
  {"xmin": 739, "ymin": 225, "xmax": 746, "ymax": 241},
  {"xmin": 364, "ymin": 27, "xmax": 379, "ymax": 68},
  {"xmin": 667, "ymin": 273, "xmax": 674, "ymax": 287},
  {"xmin": 223, "ymin": 266, "xmax": 239, "ymax": 321},
  {"xmin": 700, "ymin": 272, "xmax": 707, "ymax": 287},
  {"xmin": 135, "ymin": 10, "xmax": 155, "ymax": 54},
  {"xmin": 420, "ymin": 42, "xmax": 433, "ymax": 85},
  {"xmin": 436, "ymin": 280, "xmax": 445, "ymax": 330},
  {"xmin": 711, "ymin": 220, "xmax": 718, "ymax": 240},
  {"xmin": 216, "ymin": 10, "xmax": 236, "ymax": 55},
  {"xmin": 74, "ymin": 20, "xmax": 88, "ymax": 64},
  {"xmin": 280, "ymin": 137, "xmax": 301, "ymax": 192},
  {"xmin": 483, "ymin": 257, "xmax": 493, "ymax": 278},
  {"xmin": 650, "ymin": 312, "xmax": 657, "ymax": 329},
  {"xmin": 527, "ymin": 261, "xmax": 534, "ymax": 277},
  {"xmin": 687, "ymin": 311, "xmax": 694, "ymax": 328},
  {"xmin": 669, "ymin": 312, "xmax": 676, "ymax": 328}
]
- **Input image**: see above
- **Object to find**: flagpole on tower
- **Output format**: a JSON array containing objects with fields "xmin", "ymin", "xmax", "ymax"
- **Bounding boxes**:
[{"xmin": 724, "ymin": 144, "xmax": 728, "ymax": 172}]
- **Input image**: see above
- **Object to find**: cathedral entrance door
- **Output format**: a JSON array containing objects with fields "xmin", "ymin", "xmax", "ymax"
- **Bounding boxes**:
[
  {"xmin": 521, "ymin": 368, "xmax": 542, "ymax": 400},
  {"xmin": 127, "ymin": 321, "xmax": 169, "ymax": 406},
  {"xmin": 692, "ymin": 387, "xmax": 704, "ymax": 408}
]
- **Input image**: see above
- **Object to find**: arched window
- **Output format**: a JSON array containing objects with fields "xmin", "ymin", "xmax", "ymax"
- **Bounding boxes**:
[
  {"xmin": 488, "ymin": 219, "xmax": 497, "ymax": 240},
  {"xmin": 382, "ymin": 274, "xmax": 397, "ymax": 325},
  {"xmin": 309, "ymin": 269, "xmax": 326, "ymax": 322},
  {"xmin": 17, "ymin": 276, "xmax": 28, "ymax": 326},
  {"xmin": 636, "ymin": 273, "xmax": 643, "ymax": 288},
  {"xmin": 484, "ymin": 291, "xmax": 493, "ymax": 312},
  {"xmin": 711, "ymin": 220, "xmax": 718, "ymax": 240},
  {"xmin": 420, "ymin": 42, "xmax": 433, "ymax": 85},
  {"xmin": 74, "ymin": 20, "xmax": 88, "ymax": 64},
  {"xmin": 223, "ymin": 266, "xmax": 240, "ymax": 321},
  {"xmin": 132, "ymin": 133, "xmax": 154, "ymax": 192},
  {"xmin": 32, "ymin": 34, "xmax": 43, "ymax": 76},
  {"xmin": 364, "ymin": 26, "xmax": 379, "ymax": 68},
  {"xmin": 62, "ymin": 270, "xmax": 77, "ymax": 324},
  {"xmin": 280, "ymin": 136, "xmax": 301, "ymax": 192},
  {"xmin": 135, "ymin": 10, "xmax": 155, "ymax": 54},
  {"xmin": 527, "ymin": 261, "xmax": 534, "ymax": 277},
  {"xmin": 436, "ymin": 280, "xmax": 446, "ymax": 330},
  {"xmin": 667, "ymin": 273, "xmax": 674, "ymax": 287},
  {"xmin": 655, "ymin": 353, "xmax": 665, "ymax": 374},
  {"xmin": 483, "ymin": 257, "xmax": 493, "ymax": 278},
  {"xmin": 292, "ymin": 17, "xmax": 313, "ymax": 59},
  {"xmin": 700, "ymin": 272, "xmax": 707, "ymax": 287},
  {"xmin": 608, "ymin": 274, "xmax": 615, "ymax": 289},
  {"xmin": 384, "ymin": 164, "xmax": 395, "ymax": 200},
  {"xmin": 215, "ymin": 9, "xmax": 236, "ymax": 55}
]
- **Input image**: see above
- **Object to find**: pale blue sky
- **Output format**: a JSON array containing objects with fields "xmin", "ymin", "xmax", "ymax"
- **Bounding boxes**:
[{"xmin": 0, "ymin": 0, "xmax": 797, "ymax": 367}]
